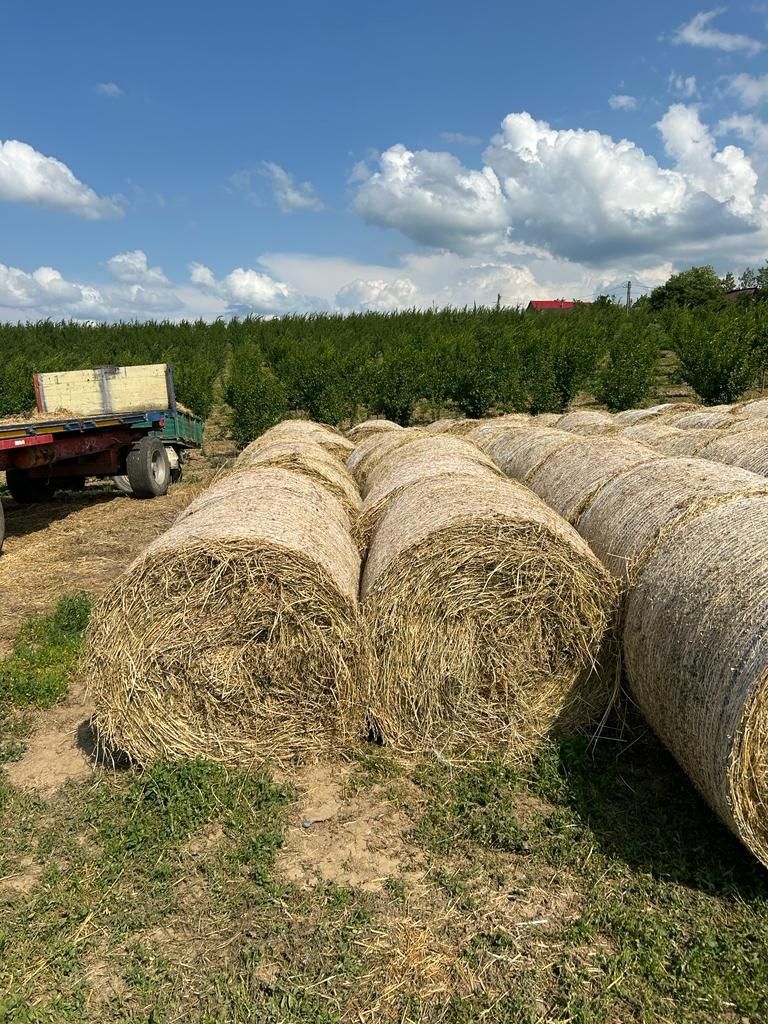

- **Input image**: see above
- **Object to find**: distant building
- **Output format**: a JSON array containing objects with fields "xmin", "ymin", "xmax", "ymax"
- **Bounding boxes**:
[
  {"xmin": 526, "ymin": 299, "xmax": 577, "ymax": 312},
  {"xmin": 725, "ymin": 287, "xmax": 760, "ymax": 301}
]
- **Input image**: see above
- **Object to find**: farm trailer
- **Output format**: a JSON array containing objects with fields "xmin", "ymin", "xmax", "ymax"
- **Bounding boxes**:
[{"xmin": 0, "ymin": 364, "xmax": 203, "ymax": 552}]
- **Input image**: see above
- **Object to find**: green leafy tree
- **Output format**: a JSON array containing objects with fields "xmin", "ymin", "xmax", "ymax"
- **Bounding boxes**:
[
  {"xmin": 595, "ymin": 320, "xmax": 661, "ymax": 411},
  {"xmin": 671, "ymin": 308, "xmax": 758, "ymax": 404},
  {"xmin": 225, "ymin": 344, "xmax": 289, "ymax": 447},
  {"xmin": 648, "ymin": 266, "xmax": 726, "ymax": 310}
]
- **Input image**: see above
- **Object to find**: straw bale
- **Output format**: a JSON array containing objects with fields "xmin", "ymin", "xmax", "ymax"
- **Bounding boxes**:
[
  {"xmin": 356, "ymin": 435, "xmax": 501, "ymax": 549},
  {"xmin": 738, "ymin": 398, "xmax": 768, "ymax": 420},
  {"xmin": 613, "ymin": 403, "xmax": 686, "ymax": 425},
  {"xmin": 577, "ymin": 457, "xmax": 768, "ymax": 588},
  {"xmin": 423, "ymin": 418, "xmax": 457, "ymax": 433},
  {"xmin": 85, "ymin": 467, "xmax": 362, "ymax": 766},
  {"xmin": 235, "ymin": 439, "xmax": 361, "ymax": 517},
  {"xmin": 525, "ymin": 437, "xmax": 659, "ymax": 524},
  {"xmin": 640, "ymin": 426, "xmax": 720, "ymax": 457},
  {"xmin": 697, "ymin": 428, "xmax": 768, "ymax": 477},
  {"xmin": 622, "ymin": 494, "xmax": 768, "ymax": 866},
  {"xmin": 445, "ymin": 419, "xmax": 482, "ymax": 436},
  {"xmin": 672, "ymin": 410, "xmax": 740, "ymax": 430},
  {"xmin": 555, "ymin": 410, "xmax": 617, "ymax": 435},
  {"xmin": 241, "ymin": 419, "xmax": 354, "ymax": 462},
  {"xmin": 346, "ymin": 428, "xmax": 427, "ymax": 494},
  {"xmin": 531, "ymin": 412, "xmax": 562, "ymax": 427},
  {"xmin": 486, "ymin": 428, "xmax": 584, "ymax": 482},
  {"xmin": 346, "ymin": 419, "xmax": 403, "ymax": 442},
  {"xmin": 359, "ymin": 472, "xmax": 617, "ymax": 758},
  {"xmin": 464, "ymin": 415, "xmax": 532, "ymax": 451}
]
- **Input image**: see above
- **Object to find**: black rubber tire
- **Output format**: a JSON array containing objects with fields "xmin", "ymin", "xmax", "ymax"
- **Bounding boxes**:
[
  {"xmin": 113, "ymin": 474, "xmax": 133, "ymax": 495},
  {"xmin": 5, "ymin": 468, "xmax": 57, "ymax": 504},
  {"xmin": 126, "ymin": 437, "xmax": 171, "ymax": 498}
]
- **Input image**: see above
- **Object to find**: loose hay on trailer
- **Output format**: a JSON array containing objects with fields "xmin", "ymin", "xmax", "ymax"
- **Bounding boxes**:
[
  {"xmin": 359, "ymin": 470, "xmax": 617, "ymax": 759},
  {"xmin": 85, "ymin": 466, "xmax": 362, "ymax": 766}
]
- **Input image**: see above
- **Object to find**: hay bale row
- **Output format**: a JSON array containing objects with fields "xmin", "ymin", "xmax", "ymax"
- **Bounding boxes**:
[
  {"xmin": 738, "ymin": 398, "xmax": 768, "ymax": 420},
  {"xmin": 613, "ymin": 402, "xmax": 693, "ymax": 425},
  {"xmin": 86, "ymin": 465, "xmax": 362, "ymax": 766},
  {"xmin": 240, "ymin": 419, "xmax": 355, "ymax": 463},
  {"xmin": 355, "ymin": 433, "xmax": 617, "ymax": 758},
  {"xmin": 484, "ymin": 429, "xmax": 768, "ymax": 866},
  {"xmin": 619, "ymin": 420, "xmax": 768, "ymax": 476},
  {"xmin": 486, "ymin": 427, "xmax": 583, "ymax": 482},
  {"xmin": 698, "ymin": 428, "xmax": 768, "ymax": 477}
]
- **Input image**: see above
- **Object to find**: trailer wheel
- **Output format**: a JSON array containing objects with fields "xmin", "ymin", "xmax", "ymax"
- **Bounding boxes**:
[
  {"xmin": 126, "ymin": 437, "xmax": 171, "ymax": 498},
  {"xmin": 5, "ymin": 469, "xmax": 57, "ymax": 504},
  {"xmin": 113, "ymin": 474, "xmax": 133, "ymax": 495}
]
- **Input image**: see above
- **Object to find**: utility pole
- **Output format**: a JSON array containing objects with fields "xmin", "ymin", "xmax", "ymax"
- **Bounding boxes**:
[
  {"xmin": 496, "ymin": 292, "xmax": 502, "ymax": 311},
  {"xmin": 626, "ymin": 279, "xmax": 632, "ymax": 314}
]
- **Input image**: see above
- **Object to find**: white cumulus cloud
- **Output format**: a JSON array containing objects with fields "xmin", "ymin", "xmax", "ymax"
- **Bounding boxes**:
[
  {"xmin": 0, "ymin": 139, "xmax": 123, "ymax": 219},
  {"xmin": 727, "ymin": 72, "xmax": 768, "ymax": 107},
  {"xmin": 609, "ymin": 94, "xmax": 637, "ymax": 110},
  {"xmin": 96, "ymin": 82, "xmax": 123, "ymax": 98},
  {"xmin": 189, "ymin": 261, "xmax": 307, "ymax": 314},
  {"xmin": 261, "ymin": 161, "xmax": 324, "ymax": 213},
  {"xmin": 673, "ymin": 9, "xmax": 763, "ymax": 56},
  {"xmin": 670, "ymin": 73, "xmax": 698, "ymax": 98}
]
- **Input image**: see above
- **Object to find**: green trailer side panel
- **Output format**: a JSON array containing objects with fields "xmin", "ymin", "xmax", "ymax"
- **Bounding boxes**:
[{"xmin": 155, "ymin": 411, "xmax": 204, "ymax": 447}]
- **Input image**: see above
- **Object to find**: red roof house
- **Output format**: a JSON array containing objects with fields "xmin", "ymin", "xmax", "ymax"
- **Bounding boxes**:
[{"xmin": 526, "ymin": 299, "xmax": 576, "ymax": 312}]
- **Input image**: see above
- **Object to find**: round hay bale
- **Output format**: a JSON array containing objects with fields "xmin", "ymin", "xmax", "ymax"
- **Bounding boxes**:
[
  {"xmin": 359, "ymin": 472, "xmax": 618, "ymax": 758},
  {"xmin": 242, "ymin": 420, "xmax": 354, "ymax": 462},
  {"xmin": 487, "ymin": 428, "xmax": 584, "ymax": 482},
  {"xmin": 346, "ymin": 428, "xmax": 427, "ymax": 494},
  {"xmin": 577, "ymin": 458, "xmax": 768, "ymax": 587},
  {"xmin": 357, "ymin": 435, "xmax": 501, "ymax": 549},
  {"xmin": 235, "ymin": 439, "xmax": 361, "ymax": 518},
  {"xmin": 85, "ymin": 467, "xmax": 362, "ymax": 766},
  {"xmin": 346, "ymin": 419, "xmax": 403, "ymax": 442},
  {"xmin": 622, "ymin": 494, "xmax": 768, "ymax": 866},
  {"xmin": 672, "ymin": 410, "xmax": 740, "ymax": 430},
  {"xmin": 737, "ymin": 398, "xmax": 768, "ymax": 420},
  {"xmin": 555, "ymin": 410, "xmax": 617, "ymax": 435},
  {"xmin": 424, "ymin": 418, "xmax": 458, "ymax": 433},
  {"xmin": 445, "ymin": 418, "xmax": 483, "ymax": 436},
  {"xmin": 465, "ymin": 415, "xmax": 532, "ymax": 451},
  {"xmin": 639, "ymin": 426, "xmax": 720, "ymax": 457},
  {"xmin": 698, "ymin": 428, "xmax": 768, "ymax": 477},
  {"xmin": 613, "ymin": 403, "xmax": 685, "ymax": 425},
  {"xmin": 531, "ymin": 412, "xmax": 562, "ymax": 427},
  {"xmin": 525, "ymin": 437, "xmax": 659, "ymax": 524}
]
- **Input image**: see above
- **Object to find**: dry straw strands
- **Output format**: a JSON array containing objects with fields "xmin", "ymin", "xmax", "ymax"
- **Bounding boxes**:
[
  {"xmin": 465, "ymin": 415, "xmax": 532, "ymax": 451},
  {"xmin": 235, "ymin": 439, "xmax": 362, "ymax": 518},
  {"xmin": 347, "ymin": 428, "xmax": 427, "ymax": 494},
  {"xmin": 577, "ymin": 457, "xmax": 768, "ymax": 587},
  {"xmin": 531, "ymin": 412, "xmax": 562, "ymax": 427},
  {"xmin": 622, "ymin": 494, "xmax": 768, "ymax": 866},
  {"xmin": 423, "ymin": 418, "xmax": 457, "ymax": 433},
  {"xmin": 738, "ymin": 398, "xmax": 768, "ymax": 419},
  {"xmin": 613, "ymin": 403, "xmax": 689, "ymax": 425},
  {"xmin": 525, "ymin": 437, "xmax": 659, "ymax": 524},
  {"xmin": 555, "ymin": 410, "xmax": 617, "ymax": 435},
  {"xmin": 359, "ymin": 470, "xmax": 617, "ymax": 759},
  {"xmin": 356, "ymin": 434, "xmax": 502, "ymax": 550},
  {"xmin": 346, "ymin": 419, "xmax": 403, "ymax": 443},
  {"xmin": 241, "ymin": 419, "xmax": 354, "ymax": 462},
  {"xmin": 698, "ymin": 428, "xmax": 768, "ymax": 477},
  {"xmin": 85, "ymin": 466, "xmax": 362, "ymax": 766},
  {"xmin": 486, "ymin": 427, "xmax": 583, "ymax": 482},
  {"xmin": 672, "ymin": 410, "xmax": 740, "ymax": 430},
  {"xmin": 624, "ymin": 425, "xmax": 720, "ymax": 457},
  {"xmin": 445, "ymin": 419, "xmax": 483, "ymax": 436}
]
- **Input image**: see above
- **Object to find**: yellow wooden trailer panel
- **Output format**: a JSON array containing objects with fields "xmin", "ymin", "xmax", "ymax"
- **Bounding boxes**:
[{"xmin": 37, "ymin": 364, "xmax": 171, "ymax": 416}]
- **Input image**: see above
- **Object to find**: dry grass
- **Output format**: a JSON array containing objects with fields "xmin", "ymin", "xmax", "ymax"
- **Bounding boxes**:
[
  {"xmin": 84, "ymin": 467, "xmax": 362, "ymax": 766},
  {"xmin": 358, "ymin": 469, "xmax": 617, "ymax": 760}
]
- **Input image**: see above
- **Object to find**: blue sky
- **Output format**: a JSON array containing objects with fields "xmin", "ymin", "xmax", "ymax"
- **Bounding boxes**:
[{"xmin": 1, "ymin": 1, "xmax": 767, "ymax": 319}]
